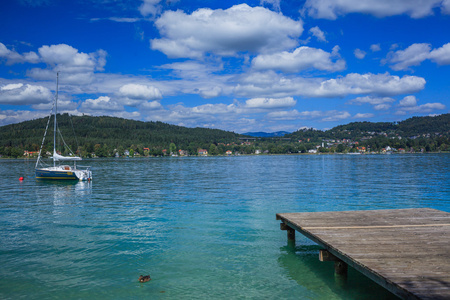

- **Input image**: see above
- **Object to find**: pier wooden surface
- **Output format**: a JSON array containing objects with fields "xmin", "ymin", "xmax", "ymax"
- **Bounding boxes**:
[{"xmin": 276, "ymin": 208, "xmax": 450, "ymax": 300}]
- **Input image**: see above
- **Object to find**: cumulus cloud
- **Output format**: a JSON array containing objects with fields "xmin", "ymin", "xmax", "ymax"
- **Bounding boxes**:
[
  {"xmin": 260, "ymin": 0, "xmax": 281, "ymax": 11},
  {"xmin": 354, "ymin": 49, "xmax": 366, "ymax": 59},
  {"xmin": 252, "ymin": 46, "xmax": 346, "ymax": 73},
  {"xmin": 370, "ymin": 44, "xmax": 381, "ymax": 52},
  {"xmin": 197, "ymin": 86, "xmax": 222, "ymax": 99},
  {"xmin": 151, "ymin": 4, "xmax": 303, "ymax": 58},
  {"xmin": 354, "ymin": 113, "xmax": 375, "ymax": 118},
  {"xmin": 396, "ymin": 95, "xmax": 445, "ymax": 115},
  {"xmin": 236, "ymin": 72, "xmax": 425, "ymax": 98},
  {"xmin": 315, "ymin": 73, "xmax": 426, "ymax": 97},
  {"xmin": 0, "ymin": 42, "xmax": 39, "ymax": 64},
  {"xmin": 302, "ymin": 0, "xmax": 450, "ymax": 19},
  {"xmin": 0, "ymin": 109, "xmax": 48, "ymax": 126},
  {"xmin": 347, "ymin": 96, "xmax": 395, "ymax": 110},
  {"xmin": 245, "ymin": 97, "xmax": 296, "ymax": 109},
  {"xmin": 429, "ymin": 43, "xmax": 450, "ymax": 65},
  {"xmin": 0, "ymin": 83, "xmax": 52, "ymax": 105},
  {"xmin": 119, "ymin": 83, "xmax": 162, "ymax": 100},
  {"xmin": 267, "ymin": 109, "xmax": 351, "ymax": 122},
  {"xmin": 309, "ymin": 26, "xmax": 327, "ymax": 42},
  {"xmin": 386, "ymin": 43, "xmax": 431, "ymax": 70},
  {"xmin": 26, "ymin": 44, "xmax": 107, "ymax": 84},
  {"xmin": 399, "ymin": 95, "xmax": 418, "ymax": 107},
  {"xmin": 140, "ymin": 100, "xmax": 163, "ymax": 110},
  {"xmin": 80, "ymin": 96, "xmax": 123, "ymax": 112},
  {"xmin": 139, "ymin": 0, "xmax": 162, "ymax": 17},
  {"xmin": 386, "ymin": 42, "xmax": 450, "ymax": 70}
]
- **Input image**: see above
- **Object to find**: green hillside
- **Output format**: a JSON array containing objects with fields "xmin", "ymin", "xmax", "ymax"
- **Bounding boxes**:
[
  {"xmin": 287, "ymin": 113, "xmax": 450, "ymax": 140},
  {"xmin": 0, "ymin": 114, "xmax": 242, "ymax": 157},
  {"xmin": 0, "ymin": 113, "xmax": 449, "ymax": 157}
]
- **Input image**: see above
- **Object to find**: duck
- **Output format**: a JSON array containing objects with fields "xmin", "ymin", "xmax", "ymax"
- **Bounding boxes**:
[{"xmin": 139, "ymin": 275, "xmax": 151, "ymax": 283}]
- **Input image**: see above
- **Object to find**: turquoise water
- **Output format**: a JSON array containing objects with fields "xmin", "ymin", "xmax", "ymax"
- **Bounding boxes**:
[{"xmin": 1, "ymin": 154, "xmax": 449, "ymax": 299}]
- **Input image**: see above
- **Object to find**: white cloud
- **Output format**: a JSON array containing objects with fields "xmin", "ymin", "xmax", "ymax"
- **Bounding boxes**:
[
  {"xmin": 347, "ymin": 96, "xmax": 395, "ymax": 110},
  {"xmin": 252, "ymin": 46, "xmax": 346, "ymax": 73},
  {"xmin": 198, "ymin": 86, "xmax": 222, "ymax": 99},
  {"xmin": 387, "ymin": 43, "xmax": 431, "ymax": 70},
  {"xmin": 235, "ymin": 71, "xmax": 426, "ymax": 98},
  {"xmin": 0, "ymin": 42, "xmax": 39, "ymax": 64},
  {"xmin": 370, "ymin": 44, "xmax": 381, "ymax": 52},
  {"xmin": 322, "ymin": 111, "xmax": 351, "ymax": 121},
  {"xmin": 354, "ymin": 49, "xmax": 366, "ymax": 59},
  {"xmin": 267, "ymin": 109, "xmax": 351, "ymax": 122},
  {"xmin": 399, "ymin": 95, "xmax": 418, "ymax": 107},
  {"xmin": 315, "ymin": 73, "xmax": 426, "ymax": 97},
  {"xmin": 140, "ymin": 100, "xmax": 163, "ymax": 110},
  {"xmin": 245, "ymin": 97, "xmax": 296, "ymax": 109},
  {"xmin": 119, "ymin": 83, "xmax": 162, "ymax": 100},
  {"xmin": 26, "ymin": 44, "xmax": 107, "ymax": 84},
  {"xmin": 354, "ymin": 113, "xmax": 375, "ymax": 118},
  {"xmin": 80, "ymin": 96, "xmax": 123, "ymax": 112},
  {"xmin": 429, "ymin": 43, "xmax": 450, "ymax": 65},
  {"xmin": 309, "ymin": 26, "xmax": 327, "ymax": 42},
  {"xmin": 444, "ymin": 0, "xmax": 450, "ymax": 13},
  {"xmin": 0, "ymin": 109, "xmax": 48, "ymax": 126},
  {"xmin": 0, "ymin": 83, "xmax": 52, "ymax": 105},
  {"xmin": 260, "ymin": 0, "xmax": 281, "ymax": 11},
  {"xmin": 151, "ymin": 4, "xmax": 303, "ymax": 58},
  {"xmin": 386, "ymin": 42, "xmax": 450, "ymax": 70},
  {"xmin": 139, "ymin": 0, "xmax": 162, "ymax": 17},
  {"xmin": 302, "ymin": 0, "xmax": 449, "ymax": 19},
  {"xmin": 396, "ymin": 95, "xmax": 446, "ymax": 115}
]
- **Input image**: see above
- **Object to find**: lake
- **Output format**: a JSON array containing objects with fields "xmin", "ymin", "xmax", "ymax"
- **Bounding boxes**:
[{"xmin": 1, "ymin": 154, "xmax": 449, "ymax": 299}]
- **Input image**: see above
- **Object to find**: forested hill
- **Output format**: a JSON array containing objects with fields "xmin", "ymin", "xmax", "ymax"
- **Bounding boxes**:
[
  {"xmin": 286, "ymin": 113, "xmax": 450, "ymax": 140},
  {"xmin": 0, "ymin": 114, "xmax": 241, "ymax": 153},
  {"xmin": 1, "ymin": 113, "xmax": 449, "ymax": 157}
]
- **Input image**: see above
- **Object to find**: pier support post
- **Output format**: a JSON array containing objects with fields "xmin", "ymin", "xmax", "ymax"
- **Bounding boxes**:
[
  {"xmin": 319, "ymin": 249, "xmax": 348, "ymax": 277},
  {"xmin": 280, "ymin": 222, "xmax": 296, "ymax": 244},
  {"xmin": 334, "ymin": 261, "xmax": 348, "ymax": 276}
]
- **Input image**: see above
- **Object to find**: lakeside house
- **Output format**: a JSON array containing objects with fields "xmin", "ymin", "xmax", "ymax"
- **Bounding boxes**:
[
  {"xmin": 225, "ymin": 150, "xmax": 232, "ymax": 156},
  {"xmin": 198, "ymin": 149, "xmax": 208, "ymax": 156},
  {"xmin": 23, "ymin": 150, "xmax": 39, "ymax": 157}
]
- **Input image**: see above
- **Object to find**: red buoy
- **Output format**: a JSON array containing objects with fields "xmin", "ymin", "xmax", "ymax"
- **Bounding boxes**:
[{"xmin": 19, "ymin": 177, "xmax": 24, "ymax": 181}]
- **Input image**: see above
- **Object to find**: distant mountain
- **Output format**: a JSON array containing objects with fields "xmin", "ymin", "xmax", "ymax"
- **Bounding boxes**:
[{"xmin": 242, "ymin": 131, "xmax": 291, "ymax": 137}]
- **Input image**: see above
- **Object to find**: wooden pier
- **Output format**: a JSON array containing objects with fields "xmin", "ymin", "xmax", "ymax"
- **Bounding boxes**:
[{"xmin": 276, "ymin": 208, "xmax": 450, "ymax": 299}]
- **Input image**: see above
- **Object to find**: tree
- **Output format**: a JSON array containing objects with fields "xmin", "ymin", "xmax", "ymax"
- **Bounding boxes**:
[
  {"xmin": 336, "ymin": 144, "xmax": 346, "ymax": 153},
  {"xmin": 209, "ymin": 143, "xmax": 218, "ymax": 155},
  {"xmin": 11, "ymin": 147, "xmax": 22, "ymax": 158},
  {"xmin": 169, "ymin": 143, "xmax": 176, "ymax": 155}
]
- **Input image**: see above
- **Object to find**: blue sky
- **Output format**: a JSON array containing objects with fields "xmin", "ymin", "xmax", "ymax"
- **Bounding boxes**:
[{"xmin": 0, "ymin": 0, "xmax": 449, "ymax": 133}]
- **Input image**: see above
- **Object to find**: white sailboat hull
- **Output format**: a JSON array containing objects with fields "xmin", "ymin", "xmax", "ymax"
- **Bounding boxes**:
[{"xmin": 36, "ymin": 165, "xmax": 92, "ymax": 181}]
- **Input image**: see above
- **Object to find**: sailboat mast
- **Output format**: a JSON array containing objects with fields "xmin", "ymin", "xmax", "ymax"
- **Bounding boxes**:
[{"xmin": 53, "ymin": 72, "xmax": 59, "ymax": 167}]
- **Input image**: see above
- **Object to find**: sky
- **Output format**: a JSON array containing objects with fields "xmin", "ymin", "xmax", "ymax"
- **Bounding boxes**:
[{"xmin": 0, "ymin": 0, "xmax": 449, "ymax": 133}]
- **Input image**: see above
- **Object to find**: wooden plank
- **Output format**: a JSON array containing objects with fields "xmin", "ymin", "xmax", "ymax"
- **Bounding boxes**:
[{"xmin": 276, "ymin": 208, "xmax": 450, "ymax": 300}]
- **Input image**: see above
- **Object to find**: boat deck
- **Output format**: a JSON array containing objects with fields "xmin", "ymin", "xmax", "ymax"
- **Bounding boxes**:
[{"xmin": 276, "ymin": 208, "xmax": 450, "ymax": 299}]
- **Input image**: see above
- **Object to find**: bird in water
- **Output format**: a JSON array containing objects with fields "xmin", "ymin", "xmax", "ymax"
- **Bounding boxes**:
[{"xmin": 139, "ymin": 275, "xmax": 151, "ymax": 283}]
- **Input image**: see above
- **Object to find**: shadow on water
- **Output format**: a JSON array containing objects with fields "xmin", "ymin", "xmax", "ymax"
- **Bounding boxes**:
[{"xmin": 278, "ymin": 241, "xmax": 400, "ymax": 300}]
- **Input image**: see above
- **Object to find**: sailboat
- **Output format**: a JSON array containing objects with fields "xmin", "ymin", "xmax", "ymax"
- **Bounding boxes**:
[{"xmin": 35, "ymin": 73, "xmax": 92, "ymax": 181}]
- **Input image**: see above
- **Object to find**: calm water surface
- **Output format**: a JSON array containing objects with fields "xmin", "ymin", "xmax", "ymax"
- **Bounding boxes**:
[{"xmin": 1, "ymin": 154, "xmax": 449, "ymax": 299}]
